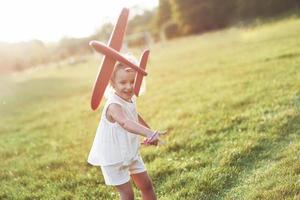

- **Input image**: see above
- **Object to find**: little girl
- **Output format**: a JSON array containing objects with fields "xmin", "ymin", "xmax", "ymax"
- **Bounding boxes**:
[{"xmin": 88, "ymin": 57, "xmax": 165, "ymax": 200}]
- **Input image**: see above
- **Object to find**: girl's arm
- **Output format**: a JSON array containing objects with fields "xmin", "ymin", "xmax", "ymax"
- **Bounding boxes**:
[
  {"xmin": 108, "ymin": 103, "xmax": 155, "ymax": 138},
  {"xmin": 138, "ymin": 113, "xmax": 150, "ymax": 129}
]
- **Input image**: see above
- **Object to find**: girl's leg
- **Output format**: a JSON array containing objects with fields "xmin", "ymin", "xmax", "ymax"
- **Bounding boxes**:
[
  {"xmin": 131, "ymin": 172, "xmax": 156, "ymax": 200},
  {"xmin": 115, "ymin": 181, "xmax": 134, "ymax": 200}
]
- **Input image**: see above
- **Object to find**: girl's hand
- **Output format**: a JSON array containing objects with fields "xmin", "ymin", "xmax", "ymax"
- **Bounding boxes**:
[
  {"xmin": 146, "ymin": 131, "xmax": 160, "ymax": 146},
  {"xmin": 144, "ymin": 130, "xmax": 167, "ymax": 146}
]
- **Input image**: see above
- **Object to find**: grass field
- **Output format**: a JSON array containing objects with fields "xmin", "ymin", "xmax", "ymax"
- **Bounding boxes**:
[{"xmin": 1, "ymin": 16, "xmax": 300, "ymax": 200}]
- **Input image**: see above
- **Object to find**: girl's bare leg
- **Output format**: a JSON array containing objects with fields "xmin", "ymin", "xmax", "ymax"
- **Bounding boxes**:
[
  {"xmin": 131, "ymin": 172, "xmax": 156, "ymax": 200},
  {"xmin": 115, "ymin": 181, "xmax": 134, "ymax": 200}
]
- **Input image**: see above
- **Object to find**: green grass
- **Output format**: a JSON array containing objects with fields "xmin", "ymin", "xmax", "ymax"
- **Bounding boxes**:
[{"xmin": 1, "ymin": 16, "xmax": 300, "ymax": 199}]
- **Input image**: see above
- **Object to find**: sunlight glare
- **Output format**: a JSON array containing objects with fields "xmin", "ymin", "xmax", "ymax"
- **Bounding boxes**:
[{"xmin": 0, "ymin": 0, "xmax": 158, "ymax": 43}]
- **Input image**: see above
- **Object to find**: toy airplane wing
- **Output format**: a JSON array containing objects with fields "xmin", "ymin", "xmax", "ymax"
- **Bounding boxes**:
[
  {"xmin": 90, "ymin": 8, "xmax": 129, "ymax": 110},
  {"xmin": 89, "ymin": 41, "xmax": 147, "ymax": 76},
  {"xmin": 134, "ymin": 50, "xmax": 150, "ymax": 96}
]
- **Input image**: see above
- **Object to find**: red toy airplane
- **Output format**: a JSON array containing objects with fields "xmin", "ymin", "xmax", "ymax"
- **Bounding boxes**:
[{"xmin": 89, "ymin": 8, "xmax": 149, "ymax": 110}]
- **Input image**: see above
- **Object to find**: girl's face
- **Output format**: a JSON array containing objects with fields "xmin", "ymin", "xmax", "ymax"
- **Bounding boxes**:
[{"xmin": 112, "ymin": 68, "xmax": 136, "ymax": 102}]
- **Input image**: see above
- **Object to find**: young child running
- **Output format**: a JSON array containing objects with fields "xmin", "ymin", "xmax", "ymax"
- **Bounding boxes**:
[{"xmin": 88, "ymin": 56, "xmax": 165, "ymax": 200}]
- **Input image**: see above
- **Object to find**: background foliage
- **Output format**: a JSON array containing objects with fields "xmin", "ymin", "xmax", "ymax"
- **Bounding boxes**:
[{"xmin": 1, "ymin": 0, "xmax": 299, "ymax": 74}]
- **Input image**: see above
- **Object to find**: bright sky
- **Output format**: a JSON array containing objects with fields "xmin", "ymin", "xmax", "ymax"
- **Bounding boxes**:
[{"xmin": 0, "ymin": 0, "xmax": 158, "ymax": 43}]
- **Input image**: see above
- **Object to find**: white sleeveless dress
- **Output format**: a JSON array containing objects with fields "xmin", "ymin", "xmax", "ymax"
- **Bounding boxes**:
[{"xmin": 87, "ymin": 92, "xmax": 141, "ymax": 166}]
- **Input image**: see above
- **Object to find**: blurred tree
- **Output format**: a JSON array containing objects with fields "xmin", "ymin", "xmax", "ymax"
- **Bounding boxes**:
[
  {"xmin": 127, "ymin": 10, "xmax": 155, "ymax": 34},
  {"xmin": 156, "ymin": 0, "xmax": 172, "ymax": 27},
  {"xmin": 161, "ymin": 21, "xmax": 179, "ymax": 39},
  {"xmin": 170, "ymin": 0, "xmax": 234, "ymax": 34},
  {"xmin": 126, "ymin": 9, "xmax": 158, "ymax": 45},
  {"xmin": 92, "ymin": 23, "xmax": 114, "ymax": 42}
]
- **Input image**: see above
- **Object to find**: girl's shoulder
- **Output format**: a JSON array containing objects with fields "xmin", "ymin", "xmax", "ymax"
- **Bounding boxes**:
[
  {"xmin": 103, "ymin": 94, "xmax": 122, "ymax": 111},
  {"xmin": 106, "ymin": 93, "xmax": 123, "ymax": 106},
  {"xmin": 109, "ymin": 92, "xmax": 136, "ymax": 105}
]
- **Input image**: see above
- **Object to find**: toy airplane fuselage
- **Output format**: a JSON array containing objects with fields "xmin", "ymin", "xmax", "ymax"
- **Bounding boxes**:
[{"xmin": 89, "ymin": 8, "xmax": 149, "ymax": 110}]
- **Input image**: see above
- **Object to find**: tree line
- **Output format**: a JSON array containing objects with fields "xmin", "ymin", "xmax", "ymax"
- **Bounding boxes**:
[
  {"xmin": 0, "ymin": 1, "xmax": 299, "ymax": 74},
  {"xmin": 0, "ymin": 25, "xmax": 112, "ymax": 74},
  {"xmin": 157, "ymin": 0, "xmax": 300, "ymax": 38}
]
